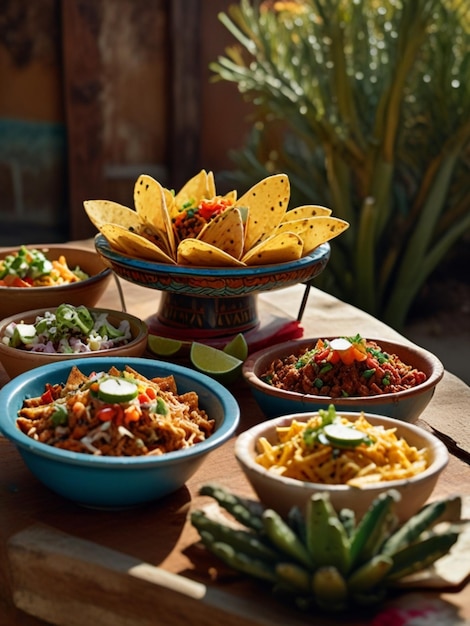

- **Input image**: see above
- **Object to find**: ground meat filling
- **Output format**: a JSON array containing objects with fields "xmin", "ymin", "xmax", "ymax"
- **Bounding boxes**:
[{"xmin": 261, "ymin": 338, "xmax": 427, "ymax": 398}]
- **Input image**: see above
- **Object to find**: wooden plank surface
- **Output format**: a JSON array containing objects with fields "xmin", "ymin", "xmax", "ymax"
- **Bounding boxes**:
[{"xmin": 1, "ymin": 239, "xmax": 470, "ymax": 624}]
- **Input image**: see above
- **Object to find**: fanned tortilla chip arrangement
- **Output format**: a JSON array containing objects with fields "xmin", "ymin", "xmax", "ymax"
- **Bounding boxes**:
[{"xmin": 84, "ymin": 170, "xmax": 349, "ymax": 268}]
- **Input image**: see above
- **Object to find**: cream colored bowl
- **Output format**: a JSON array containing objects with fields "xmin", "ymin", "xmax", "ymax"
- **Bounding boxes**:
[{"xmin": 235, "ymin": 411, "xmax": 449, "ymax": 521}]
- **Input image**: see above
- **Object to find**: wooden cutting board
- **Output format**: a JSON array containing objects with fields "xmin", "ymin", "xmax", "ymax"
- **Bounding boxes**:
[{"xmin": 7, "ymin": 512, "xmax": 470, "ymax": 626}]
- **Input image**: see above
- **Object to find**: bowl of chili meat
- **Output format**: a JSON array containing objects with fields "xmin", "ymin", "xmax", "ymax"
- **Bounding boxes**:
[{"xmin": 242, "ymin": 335, "xmax": 444, "ymax": 422}]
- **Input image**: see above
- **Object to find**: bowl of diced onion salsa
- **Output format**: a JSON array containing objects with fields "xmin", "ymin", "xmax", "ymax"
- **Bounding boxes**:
[
  {"xmin": 0, "ymin": 245, "xmax": 112, "ymax": 318},
  {"xmin": 0, "ymin": 304, "xmax": 148, "ymax": 379},
  {"xmin": 242, "ymin": 335, "xmax": 444, "ymax": 423}
]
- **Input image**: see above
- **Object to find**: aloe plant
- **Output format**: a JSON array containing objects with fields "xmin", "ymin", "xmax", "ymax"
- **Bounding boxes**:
[{"xmin": 211, "ymin": 0, "xmax": 470, "ymax": 329}]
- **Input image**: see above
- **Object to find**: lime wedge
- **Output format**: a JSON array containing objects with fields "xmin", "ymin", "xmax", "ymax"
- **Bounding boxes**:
[
  {"xmin": 223, "ymin": 333, "xmax": 248, "ymax": 361},
  {"xmin": 190, "ymin": 342, "xmax": 243, "ymax": 383},
  {"xmin": 148, "ymin": 335, "xmax": 184, "ymax": 356}
]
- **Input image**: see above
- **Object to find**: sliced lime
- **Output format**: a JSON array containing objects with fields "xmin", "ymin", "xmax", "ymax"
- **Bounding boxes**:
[
  {"xmin": 323, "ymin": 424, "xmax": 367, "ymax": 447},
  {"xmin": 147, "ymin": 335, "xmax": 185, "ymax": 356},
  {"xmin": 223, "ymin": 332, "xmax": 248, "ymax": 362},
  {"xmin": 190, "ymin": 342, "xmax": 243, "ymax": 384},
  {"xmin": 97, "ymin": 377, "xmax": 139, "ymax": 404}
]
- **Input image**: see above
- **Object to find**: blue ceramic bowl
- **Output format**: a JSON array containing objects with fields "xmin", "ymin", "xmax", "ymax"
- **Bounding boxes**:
[
  {"xmin": 243, "ymin": 337, "xmax": 444, "ymax": 423},
  {"xmin": 0, "ymin": 357, "xmax": 240, "ymax": 507}
]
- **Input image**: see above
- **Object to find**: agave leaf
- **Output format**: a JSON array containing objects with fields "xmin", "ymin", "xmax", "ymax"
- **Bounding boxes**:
[{"xmin": 212, "ymin": 0, "xmax": 470, "ymax": 328}]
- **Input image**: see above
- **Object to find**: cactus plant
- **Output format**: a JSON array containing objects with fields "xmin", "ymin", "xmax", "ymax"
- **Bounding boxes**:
[{"xmin": 211, "ymin": 0, "xmax": 470, "ymax": 329}]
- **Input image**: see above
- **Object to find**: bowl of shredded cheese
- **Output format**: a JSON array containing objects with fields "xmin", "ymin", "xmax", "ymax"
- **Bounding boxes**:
[
  {"xmin": 0, "ymin": 356, "xmax": 240, "ymax": 507},
  {"xmin": 0, "ymin": 245, "xmax": 112, "ymax": 318},
  {"xmin": 235, "ymin": 406, "xmax": 448, "ymax": 521}
]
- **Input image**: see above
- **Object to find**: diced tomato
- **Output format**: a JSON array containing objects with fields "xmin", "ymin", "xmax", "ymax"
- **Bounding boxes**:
[
  {"xmin": 198, "ymin": 198, "xmax": 232, "ymax": 220},
  {"xmin": 0, "ymin": 275, "xmax": 32, "ymax": 287},
  {"xmin": 96, "ymin": 406, "xmax": 116, "ymax": 422},
  {"xmin": 327, "ymin": 350, "xmax": 341, "ymax": 364},
  {"xmin": 314, "ymin": 348, "xmax": 331, "ymax": 362},
  {"xmin": 145, "ymin": 386, "xmax": 156, "ymax": 400},
  {"xmin": 40, "ymin": 389, "xmax": 54, "ymax": 405}
]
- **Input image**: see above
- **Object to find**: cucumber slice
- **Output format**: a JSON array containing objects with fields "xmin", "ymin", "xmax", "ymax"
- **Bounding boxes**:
[
  {"xmin": 323, "ymin": 423, "xmax": 367, "ymax": 447},
  {"xmin": 97, "ymin": 377, "xmax": 138, "ymax": 404}
]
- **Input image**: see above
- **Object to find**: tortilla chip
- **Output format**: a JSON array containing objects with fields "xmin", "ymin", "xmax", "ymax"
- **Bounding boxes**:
[
  {"xmin": 64, "ymin": 365, "xmax": 89, "ymax": 392},
  {"xmin": 276, "ymin": 218, "xmax": 313, "ymax": 237},
  {"xmin": 101, "ymin": 224, "xmax": 176, "ymax": 264},
  {"xmin": 134, "ymin": 174, "xmax": 176, "ymax": 258},
  {"xmin": 207, "ymin": 170, "xmax": 216, "ymax": 198},
  {"xmin": 83, "ymin": 200, "xmax": 142, "ymax": 232},
  {"xmin": 282, "ymin": 204, "xmax": 332, "ymax": 220},
  {"xmin": 177, "ymin": 239, "xmax": 246, "ymax": 267},
  {"xmin": 237, "ymin": 174, "xmax": 290, "ymax": 253},
  {"xmin": 298, "ymin": 216, "xmax": 350, "ymax": 255},
  {"xmin": 242, "ymin": 231, "xmax": 303, "ymax": 266},
  {"xmin": 197, "ymin": 207, "xmax": 244, "ymax": 260}
]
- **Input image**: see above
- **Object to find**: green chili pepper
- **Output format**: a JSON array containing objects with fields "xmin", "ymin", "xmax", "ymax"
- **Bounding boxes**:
[
  {"xmin": 319, "ymin": 363, "xmax": 333, "ymax": 375},
  {"xmin": 97, "ymin": 323, "xmax": 125, "ymax": 340},
  {"xmin": 367, "ymin": 347, "xmax": 389, "ymax": 364},
  {"xmin": 51, "ymin": 403, "xmax": 68, "ymax": 426},
  {"xmin": 55, "ymin": 304, "xmax": 94, "ymax": 334},
  {"xmin": 362, "ymin": 369, "xmax": 376, "ymax": 379},
  {"xmin": 156, "ymin": 397, "xmax": 169, "ymax": 415}
]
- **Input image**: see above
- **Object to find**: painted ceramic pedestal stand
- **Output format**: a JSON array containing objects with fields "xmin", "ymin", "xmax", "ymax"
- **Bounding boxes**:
[{"xmin": 95, "ymin": 235, "xmax": 330, "ymax": 350}]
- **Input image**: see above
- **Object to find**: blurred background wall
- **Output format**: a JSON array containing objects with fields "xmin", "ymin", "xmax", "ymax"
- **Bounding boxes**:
[{"xmin": 0, "ymin": 0, "xmax": 252, "ymax": 245}]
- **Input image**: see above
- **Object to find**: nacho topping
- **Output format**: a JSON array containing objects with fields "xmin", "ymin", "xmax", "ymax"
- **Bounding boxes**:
[{"xmin": 172, "ymin": 196, "xmax": 235, "ymax": 242}]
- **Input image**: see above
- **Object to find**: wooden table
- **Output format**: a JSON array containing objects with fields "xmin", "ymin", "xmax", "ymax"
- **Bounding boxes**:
[{"xmin": 1, "ymin": 241, "xmax": 470, "ymax": 625}]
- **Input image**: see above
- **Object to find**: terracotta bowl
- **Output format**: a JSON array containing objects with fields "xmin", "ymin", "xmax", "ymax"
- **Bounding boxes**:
[
  {"xmin": 0, "ymin": 245, "xmax": 112, "ymax": 318},
  {"xmin": 0, "ymin": 307, "xmax": 149, "ymax": 379},
  {"xmin": 235, "ymin": 411, "xmax": 449, "ymax": 521},
  {"xmin": 242, "ymin": 337, "xmax": 444, "ymax": 423}
]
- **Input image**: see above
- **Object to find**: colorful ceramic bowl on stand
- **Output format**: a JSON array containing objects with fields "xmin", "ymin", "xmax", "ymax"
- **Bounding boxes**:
[{"xmin": 94, "ymin": 234, "xmax": 331, "ymax": 349}]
